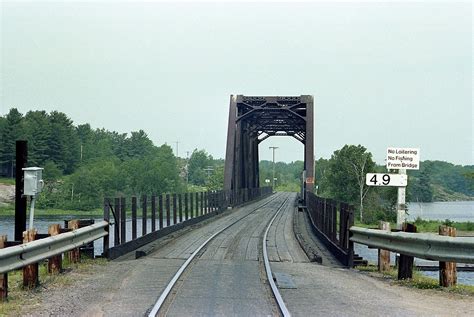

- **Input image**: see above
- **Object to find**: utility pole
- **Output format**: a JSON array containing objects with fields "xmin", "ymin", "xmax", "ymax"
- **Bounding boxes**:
[
  {"xmin": 269, "ymin": 146, "xmax": 278, "ymax": 189},
  {"xmin": 175, "ymin": 141, "xmax": 179, "ymax": 157},
  {"xmin": 186, "ymin": 151, "xmax": 190, "ymax": 186}
]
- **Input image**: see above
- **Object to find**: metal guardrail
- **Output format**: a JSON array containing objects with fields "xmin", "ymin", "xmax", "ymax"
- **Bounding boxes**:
[
  {"xmin": 350, "ymin": 226, "xmax": 474, "ymax": 264},
  {"xmin": 0, "ymin": 221, "xmax": 108, "ymax": 274}
]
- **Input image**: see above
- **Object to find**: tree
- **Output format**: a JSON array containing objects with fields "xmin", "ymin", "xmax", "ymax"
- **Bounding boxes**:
[
  {"xmin": 48, "ymin": 111, "xmax": 80, "ymax": 174},
  {"xmin": 23, "ymin": 110, "xmax": 51, "ymax": 167},
  {"xmin": 188, "ymin": 149, "xmax": 213, "ymax": 186},
  {"xmin": 325, "ymin": 145, "xmax": 376, "ymax": 222},
  {"xmin": 408, "ymin": 165, "xmax": 433, "ymax": 202},
  {"xmin": 0, "ymin": 108, "xmax": 24, "ymax": 177}
]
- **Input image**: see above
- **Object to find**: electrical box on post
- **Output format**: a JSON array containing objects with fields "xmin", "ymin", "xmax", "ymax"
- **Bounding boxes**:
[{"xmin": 22, "ymin": 167, "xmax": 44, "ymax": 196}]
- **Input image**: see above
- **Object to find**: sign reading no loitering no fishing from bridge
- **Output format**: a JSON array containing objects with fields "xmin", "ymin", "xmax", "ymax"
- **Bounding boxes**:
[{"xmin": 386, "ymin": 147, "xmax": 420, "ymax": 170}]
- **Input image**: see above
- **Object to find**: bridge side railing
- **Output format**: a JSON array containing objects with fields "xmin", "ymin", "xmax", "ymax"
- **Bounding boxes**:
[
  {"xmin": 104, "ymin": 187, "xmax": 272, "ymax": 259},
  {"xmin": 305, "ymin": 191, "xmax": 354, "ymax": 267}
]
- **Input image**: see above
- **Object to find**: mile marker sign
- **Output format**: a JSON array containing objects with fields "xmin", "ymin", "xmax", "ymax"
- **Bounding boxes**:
[
  {"xmin": 366, "ymin": 173, "xmax": 407, "ymax": 187},
  {"xmin": 386, "ymin": 147, "xmax": 420, "ymax": 170}
]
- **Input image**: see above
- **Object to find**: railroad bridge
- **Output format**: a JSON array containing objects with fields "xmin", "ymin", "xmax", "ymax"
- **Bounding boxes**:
[{"xmin": 1, "ymin": 96, "xmax": 472, "ymax": 316}]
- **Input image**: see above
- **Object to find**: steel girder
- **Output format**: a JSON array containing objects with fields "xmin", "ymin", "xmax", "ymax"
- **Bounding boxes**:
[{"xmin": 224, "ymin": 95, "xmax": 314, "ymax": 197}]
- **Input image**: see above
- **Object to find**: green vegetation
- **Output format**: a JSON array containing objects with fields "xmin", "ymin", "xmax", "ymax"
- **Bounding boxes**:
[
  {"xmin": 355, "ymin": 219, "xmax": 474, "ymax": 234},
  {"xmin": 0, "ymin": 257, "xmax": 107, "ymax": 316},
  {"xmin": 356, "ymin": 265, "xmax": 474, "ymax": 296},
  {"xmin": 0, "ymin": 108, "xmax": 227, "ymax": 212},
  {"xmin": 408, "ymin": 161, "xmax": 474, "ymax": 202},
  {"xmin": 259, "ymin": 160, "xmax": 303, "ymax": 192}
]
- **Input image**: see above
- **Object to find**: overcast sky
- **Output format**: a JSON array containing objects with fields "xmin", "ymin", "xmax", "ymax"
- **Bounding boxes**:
[{"xmin": 1, "ymin": 1, "xmax": 472, "ymax": 165}]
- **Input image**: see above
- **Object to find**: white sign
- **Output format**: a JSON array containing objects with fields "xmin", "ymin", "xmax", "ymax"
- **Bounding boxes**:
[
  {"xmin": 366, "ymin": 173, "xmax": 408, "ymax": 187},
  {"xmin": 386, "ymin": 147, "xmax": 420, "ymax": 170}
]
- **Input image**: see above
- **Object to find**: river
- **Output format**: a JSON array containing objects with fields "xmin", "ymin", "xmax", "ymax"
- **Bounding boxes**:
[{"xmin": 355, "ymin": 200, "xmax": 474, "ymax": 286}]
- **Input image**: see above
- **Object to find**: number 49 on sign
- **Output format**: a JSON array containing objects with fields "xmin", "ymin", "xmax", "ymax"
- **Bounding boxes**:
[{"xmin": 366, "ymin": 173, "xmax": 407, "ymax": 187}]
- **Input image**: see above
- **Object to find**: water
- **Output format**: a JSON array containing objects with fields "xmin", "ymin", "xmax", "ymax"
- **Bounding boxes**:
[
  {"xmin": 0, "ymin": 215, "xmax": 177, "ymax": 257},
  {"xmin": 355, "ymin": 201, "xmax": 474, "ymax": 286},
  {"xmin": 406, "ymin": 201, "xmax": 474, "ymax": 222}
]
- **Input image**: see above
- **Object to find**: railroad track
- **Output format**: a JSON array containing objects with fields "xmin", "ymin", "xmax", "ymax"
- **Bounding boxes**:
[{"xmin": 147, "ymin": 192, "xmax": 292, "ymax": 317}]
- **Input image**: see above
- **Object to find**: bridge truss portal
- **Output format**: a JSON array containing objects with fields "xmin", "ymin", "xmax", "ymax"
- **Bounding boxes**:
[{"xmin": 224, "ymin": 95, "xmax": 314, "ymax": 199}]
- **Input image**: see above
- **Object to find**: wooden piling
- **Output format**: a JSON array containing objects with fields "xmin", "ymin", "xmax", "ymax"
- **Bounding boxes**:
[
  {"xmin": 142, "ymin": 195, "xmax": 147, "ymax": 235},
  {"xmin": 378, "ymin": 221, "xmax": 391, "ymax": 272},
  {"xmin": 23, "ymin": 229, "xmax": 39, "ymax": 288},
  {"xmin": 103, "ymin": 198, "xmax": 110, "ymax": 258},
  {"xmin": 159, "ymin": 195, "xmax": 164, "ymax": 229},
  {"xmin": 439, "ymin": 225, "xmax": 457, "ymax": 287},
  {"xmin": 172, "ymin": 193, "xmax": 177, "ymax": 225},
  {"xmin": 114, "ymin": 198, "xmax": 120, "ymax": 246},
  {"xmin": 398, "ymin": 223, "xmax": 416, "ymax": 280},
  {"xmin": 120, "ymin": 197, "xmax": 126, "ymax": 244},
  {"xmin": 184, "ymin": 193, "xmax": 189, "ymax": 220},
  {"xmin": 48, "ymin": 224, "xmax": 62, "ymax": 274},
  {"xmin": 178, "ymin": 194, "xmax": 183, "ymax": 223},
  {"xmin": 190, "ymin": 193, "xmax": 194, "ymax": 219},
  {"xmin": 68, "ymin": 220, "xmax": 80, "ymax": 263},
  {"xmin": 132, "ymin": 197, "xmax": 137, "ymax": 240},
  {"xmin": 0, "ymin": 235, "xmax": 7, "ymax": 300},
  {"xmin": 151, "ymin": 195, "xmax": 156, "ymax": 232}
]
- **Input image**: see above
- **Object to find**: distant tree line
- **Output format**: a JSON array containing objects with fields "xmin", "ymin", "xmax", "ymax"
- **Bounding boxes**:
[
  {"xmin": 0, "ymin": 109, "xmax": 184, "ymax": 210},
  {"xmin": 262, "ymin": 144, "xmax": 473, "ymax": 223},
  {"xmin": 1, "ymin": 108, "xmax": 472, "ymax": 216}
]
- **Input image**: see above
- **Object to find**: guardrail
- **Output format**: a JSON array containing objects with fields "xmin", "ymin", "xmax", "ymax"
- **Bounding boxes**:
[
  {"xmin": 0, "ymin": 221, "xmax": 108, "ymax": 275},
  {"xmin": 350, "ymin": 227, "xmax": 474, "ymax": 264},
  {"xmin": 104, "ymin": 187, "xmax": 273, "ymax": 259}
]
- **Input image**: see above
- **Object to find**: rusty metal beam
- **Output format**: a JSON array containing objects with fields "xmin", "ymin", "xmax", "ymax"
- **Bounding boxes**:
[{"xmin": 223, "ymin": 95, "xmax": 314, "ymax": 197}]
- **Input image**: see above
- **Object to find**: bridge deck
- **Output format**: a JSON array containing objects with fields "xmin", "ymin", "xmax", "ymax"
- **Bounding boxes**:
[{"xmin": 18, "ymin": 193, "xmax": 474, "ymax": 316}]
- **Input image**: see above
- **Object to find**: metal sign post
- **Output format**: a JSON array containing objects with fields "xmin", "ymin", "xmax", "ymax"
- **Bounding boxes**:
[
  {"xmin": 396, "ymin": 169, "xmax": 407, "ymax": 228},
  {"xmin": 386, "ymin": 147, "xmax": 420, "ymax": 229}
]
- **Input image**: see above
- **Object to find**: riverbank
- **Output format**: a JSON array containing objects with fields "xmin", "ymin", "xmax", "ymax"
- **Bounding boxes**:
[
  {"xmin": 0, "ymin": 204, "xmax": 102, "ymax": 217},
  {"xmin": 355, "ymin": 220, "xmax": 474, "ymax": 235}
]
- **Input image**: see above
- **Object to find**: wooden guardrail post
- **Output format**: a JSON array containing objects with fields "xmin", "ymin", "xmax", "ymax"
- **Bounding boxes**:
[
  {"xmin": 0, "ymin": 235, "xmax": 7, "ymax": 300},
  {"xmin": 439, "ymin": 225, "xmax": 457, "ymax": 287},
  {"xmin": 378, "ymin": 221, "xmax": 391, "ymax": 272},
  {"xmin": 23, "ymin": 229, "xmax": 39, "ymax": 288},
  {"xmin": 398, "ymin": 223, "xmax": 417, "ymax": 279},
  {"xmin": 48, "ymin": 224, "xmax": 62, "ymax": 274},
  {"xmin": 68, "ymin": 220, "xmax": 80, "ymax": 263}
]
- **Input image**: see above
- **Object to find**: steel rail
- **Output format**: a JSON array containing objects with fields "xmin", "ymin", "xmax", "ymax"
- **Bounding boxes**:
[
  {"xmin": 350, "ymin": 227, "xmax": 474, "ymax": 263},
  {"xmin": 262, "ymin": 196, "xmax": 292, "ymax": 317},
  {"xmin": 147, "ymin": 193, "xmax": 287, "ymax": 317},
  {"xmin": 0, "ymin": 221, "xmax": 108, "ymax": 274}
]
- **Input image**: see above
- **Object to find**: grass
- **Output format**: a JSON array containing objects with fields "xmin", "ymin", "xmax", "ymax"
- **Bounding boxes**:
[
  {"xmin": 0, "ymin": 178, "xmax": 15, "ymax": 186},
  {"xmin": 356, "ymin": 265, "xmax": 474, "ymax": 296},
  {"xmin": 0, "ymin": 256, "xmax": 107, "ymax": 316}
]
